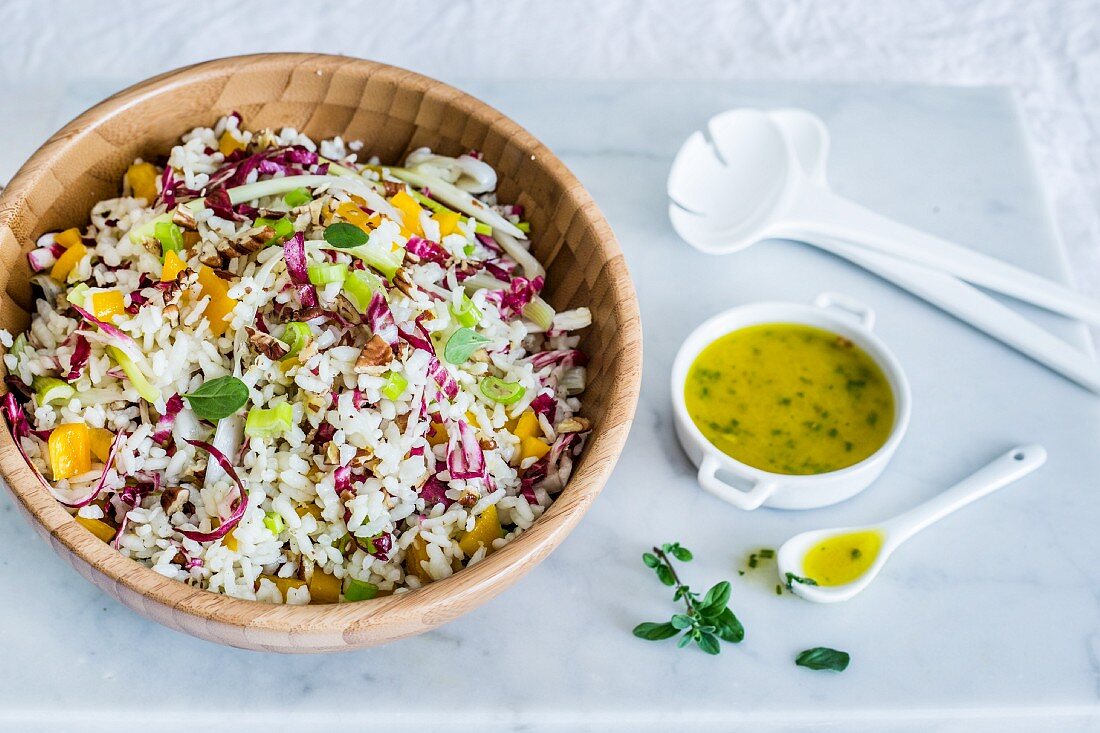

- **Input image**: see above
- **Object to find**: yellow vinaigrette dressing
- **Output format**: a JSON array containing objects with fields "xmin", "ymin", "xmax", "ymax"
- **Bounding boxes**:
[
  {"xmin": 685, "ymin": 323, "xmax": 894, "ymax": 475},
  {"xmin": 802, "ymin": 530, "xmax": 884, "ymax": 586}
]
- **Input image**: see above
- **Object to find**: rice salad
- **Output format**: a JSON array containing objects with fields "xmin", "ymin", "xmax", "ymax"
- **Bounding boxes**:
[{"xmin": 1, "ymin": 114, "xmax": 591, "ymax": 605}]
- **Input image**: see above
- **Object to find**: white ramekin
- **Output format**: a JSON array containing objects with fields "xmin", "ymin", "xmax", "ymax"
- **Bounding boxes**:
[{"xmin": 671, "ymin": 292, "xmax": 912, "ymax": 510}]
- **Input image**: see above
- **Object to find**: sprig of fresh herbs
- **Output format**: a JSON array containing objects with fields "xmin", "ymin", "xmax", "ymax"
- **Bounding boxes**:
[
  {"xmin": 795, "ymin": 647, "xmax": 850, "ymax": 672},
  {"xmin": 632, "ymin": 542, "xmax": 743, "ymax": 655},
  {"xmin": 182, "ymin": 375, "xmax": 249, "ymax": 421}
]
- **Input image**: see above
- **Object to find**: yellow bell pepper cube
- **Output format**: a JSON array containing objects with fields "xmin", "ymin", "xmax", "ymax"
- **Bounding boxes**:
[
  {"xmin": 432, "ymin": 210, "xmax": 462, "ymax": 238},
  {"xmin": 405, "ymin": 535, "xmax": 432, "ymax": 581},
  {"xmin": 48, "ymin": 422, "xmax": 92, "ymax": 481},
  {"xmin": 308, "ymin": 569, "xmax": 342, "ymax": 604},
  {"xmin": 458, "ymin": 504, "xmax": 503, "ymax": 556},
  {"xmin": 295, "ymin": 503, "xmax": 323, "ymax": 521},
  {"xmin": 161, "ymin": 249, "xmax": 187, "ymax": 282},
  {"xmin": 196, "ymin": 266, "xmax": 238, "ymax": 337},
  {"xmin": 260, "ymin": 573, "xmax": 306, "ymax": 599},
  {"xmin": 50, "ymin": 242, "xmax": 87, "ymax": 282},
  {"xmin": 512, "ymin": 409, "xmax": 541, "ymax": 441},
  {"xmin": 519, "ymin": 436, "xmax": 551, "ymax": 463},
  {"xmin": 126, "ymin": 162, "xmax": 159, "ymax": 203},
  {"xmin": 425, "ymin": 421, "xmax": 449, "ymax": 447},
  {"xmin": 222, "ymin": 526, "xmax": 238, "ymax": 552},
  {"xmin": 55, "ymin": 227, "xmax": 83, "ymax": 249},
  {"xmin": 390, "ymin": 190, "xmax": 424, "ymax": 237},
  {"xmin": 336, "ymin": 201, "xmax": 377, "ymax": 234},
  {"xmin": 90, "ymin": 290, "xmax": 125, "ymax": 323},
  {"xmin": 218, "ymin": 130, "xmax": 245, "ymax": 157},
  {"xmin": 75, "ymin": 515, "xmax": 116, "ymax": 543},
  {"xmin": 89, "ymin": 428, "xmax": 115, "ymax": 463}
]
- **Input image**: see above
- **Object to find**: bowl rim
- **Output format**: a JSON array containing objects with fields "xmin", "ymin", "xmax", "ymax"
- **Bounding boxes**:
[
  {"xmin": 0, "ymin": 53, "xmax": 642, "ymax": 644},
  {"xmin": 670, "ymin": 297, "xmax": 912, "ymax": 486}
]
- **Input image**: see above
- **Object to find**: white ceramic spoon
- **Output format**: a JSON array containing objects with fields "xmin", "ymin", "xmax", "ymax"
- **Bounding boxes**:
[
  {"xmin": 767, "ymin": 108, "xmax": 1100, "ymax": 393},
  {"xmin": 776, "ymin": 444, "xmax": 1046, "ymax": 603},
  {"xmin": 668, "ymin": 108, "xmax": 1100, "ymax": 326}
]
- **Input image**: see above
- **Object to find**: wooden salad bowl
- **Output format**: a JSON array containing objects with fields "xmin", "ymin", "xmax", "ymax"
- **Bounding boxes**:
[{"xmin": 0, "ymin": 54, "xmax": 641, "ymax": 652}]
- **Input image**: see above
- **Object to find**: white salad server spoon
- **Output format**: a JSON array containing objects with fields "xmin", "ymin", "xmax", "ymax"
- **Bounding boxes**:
[
  {"xmin": 776, "ymin": 444, "xmax": 1046, "ymax": 603},
  {"xmin": 766, "ymin": 108, "xmax": 1100, "ymax": 393},
  {"xmin": 668, "ymin": 108, "xmax": 1100, "ymax": 326}
]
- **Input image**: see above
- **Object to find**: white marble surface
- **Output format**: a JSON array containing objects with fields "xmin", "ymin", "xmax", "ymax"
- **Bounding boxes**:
[{"xmin": 1, "ymin": 79, "xmax": 1098, "ymax": 731}]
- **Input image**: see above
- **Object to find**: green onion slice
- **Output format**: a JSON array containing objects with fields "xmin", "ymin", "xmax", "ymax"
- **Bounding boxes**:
[
  {"xmin": 479, "ymin": 376, "xmax": 525, "ymax": 405},
  {"xmin": 244, "ymin": 402, "xmax": 294, "ymax": 439}
]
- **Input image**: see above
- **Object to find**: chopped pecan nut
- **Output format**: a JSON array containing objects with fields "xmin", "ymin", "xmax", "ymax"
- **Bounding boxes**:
[
  {"xmin": 382, "ymin": 180, "xmax": 404, "ymax": 197},
  {"xmin": 172, "ymin": 206, "xmax": 197, "ymax": 230},
  {"xmin": 217, "ymin": 225, "xmax": 275, "ymax": 260},
  {"xmin": 556, "ymin": 417, "xmax": 591, "ymax": 434},
  {"xmin": 392, "ymin": 268, "xmax": 417, "ymax": 298},
  {"xmin": 246, "ymin": 326, "xmax": 289, "ymax": 360},
  {"xmin": 354, "ymin": 334, "xmax": 394, "ymax": 374},
  {"xmin": 160, "ymin": 486, "xmax": 189, "ymax": 515}
]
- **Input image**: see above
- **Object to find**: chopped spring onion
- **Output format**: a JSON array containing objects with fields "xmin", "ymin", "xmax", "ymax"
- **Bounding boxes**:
[
  {"xmin": 516, "ymin": 221, "xmax": 530, "ymax": 233},
  {"xmin": 495, "ymin": 230, "xmax": 544, "ymax": 279},
  {"xmin": 522, "ymin": 296, "xmax": 556, "ymax": 331},
  {"xmin": 407, "ymin": 189, "xmax": 492, "ymax": 236},
  {"xmin": 127, "ymin": 200, "xmax": 202, "ymax": 244},
  {"xmin": 280, "ymin": 322, "xmax": 311, "ymax": 359},
  {"xmin": 443, "ymin": 327, "xmax": 492, "ymax": 364},
  {"xmin": 154, "ymin": 221, "xmax": 184, "ymax": 259},
  {"xmin": 479, "ymin": 376, "xmax": 526, "ymax": 405},
  {"xmin": 343, "ymin": 269, "xmax": 380, "ymax": 313},
  {"xmin": 283, "ymin": 187, "xmax": 312, "ymax": 208},
  {"xmin": 33, "ymin": 376, "xmax": 75, "ymax": 406},
  {"xmin": 337, "ymin": 239, "xmax": 404, "ymax": 281},
  {"xmin": 375, "ymin": 166, "xmax": 526, "ymax": 239},
  {"xmin": 344, "ymin": 578, "xmax": 379, "ymax": 602},
  {"xmin": 381, "ymin": 371, "xmax": 408, "ymax": 401},
  {"xmin": 449, "ymin": 294, "xmax": 482, "ymax": 328},
  {"xmin": 254, "ymin": 216, "xmax": 294, "ymax": 243},
  {"xmin": 10, "ymin": 332, "xmax": 26, "ymax": 357},
  {"xmin": 307, "ymin": 262, "xmax": 348, "ymax": 286},
  {"xmin": 263, "ymin": 510, "xmax": 286, "ymax": 536},
  {"xmin": 106, "ymin": 346, "xmax": 161, "ymax": 404},
  {"xmin": 226, "ymin": 175, "xmax": 332, "ymax": 205},
  {"xmin": 66, "ymin": 282, "xmax": 91, "ymax": 309},
  {"xmin": 244, "ymin": 402, "xmax": 294, "ymax": 439}
]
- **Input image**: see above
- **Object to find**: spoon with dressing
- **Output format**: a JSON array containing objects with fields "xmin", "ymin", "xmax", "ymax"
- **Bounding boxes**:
[{"xmin": 776, "ymin": 444, "xmax": 1046, "ymax": 603}]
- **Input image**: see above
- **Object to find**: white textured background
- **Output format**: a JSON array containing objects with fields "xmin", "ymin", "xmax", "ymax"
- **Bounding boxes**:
[{"xmin": 1, "ymin": 0, "xmax": 1098, "ymax": 292}]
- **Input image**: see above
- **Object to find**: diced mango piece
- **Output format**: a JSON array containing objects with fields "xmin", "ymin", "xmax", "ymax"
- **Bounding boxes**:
[
  {"xmin": 89, "ymin": 428, "xmax": 115, "ymax": 463},
  {"xmin": 458, "ymin": 504, "xmax": 503, "ymax": 556},
  {"xmin": 161, "ymin": 249, "xmax": 187, "ymax": 282},
  {"xmin": 55, "ymin": 227, "xmax": 83, "ymax": 249},
  {"xmin": 90, "ymin": 290, "xmax": 125, "ymax": 323},
  {"xmin": 260, "ymin": 573, "xmax": 306, "ymax": 599},
  {"xmin": 336, "ymin": 201, "xmax": 376, "ymax": 234},
  {"xmin": 48, "ymin": 422, "xmax": 91, "ymax": 481},
  {"xmin": 308, "ymin": 569, "xmax": 342, "ymax": 604},
  {"xmin": 405, "ymin": 535, "xmax": 432, "ymax": 581},
  {"xmin": 426, "ymin": 421, "xmax": 448, "ymax": 447},
  {"xmin": 75, "ymin": 515, "xmax": 116, "ymax": 543},
  {"xmin": 196, "ymin": 265, "xmax": 238, "ymax": 337},
  {"xmin": 50, "ymin": 242, "xmax": 87, "ymax": 282},
  {"xmin": 432, "ymin": 210, "xmax": 462, "ymax": 238},
  {"xmin": 295, "ymin": 503, "xmax": 323, "ymax": 520},
  {"xmin": 519, "ymin": 436, "xmax": 551, "ymax": 463},
  {"xmin": 390, "ymin": 190, "xmax": 424, "ymax": 237},
  {"xmin": 512, "ymin": 409, "xmax": 541, "ymax": 441},
  {"xmin": 126, "ymin": 162, "xmax": 159, "ymax": 203},
  {"xmin": 218, "ymin": 130, "xmax": 245, "ymax": 157}
]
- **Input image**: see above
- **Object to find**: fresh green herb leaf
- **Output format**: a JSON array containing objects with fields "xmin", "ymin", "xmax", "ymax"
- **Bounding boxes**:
[
  {"xmin": 696, "ymin": 632, "xmax": 721, "ymax": 655},
  {"xmin": 632, "ymin": 622, "xmax": 679, "ymax": 641},
  {"xmin": 182, "ymin": 375, "xmax": 249, "ymax": 421},
  {"xmin": 699, "ymin": 581, "xmax": 732, "ymax": 615},
  {"xmin": 713, "ymin": 608, "xmax": 745, "ymax": 643},
  {"xmin": 795, "ymin": 647, "xmax": 850, "ymax": 672},
  {"xmin": 785, "ymin": 572, "xmax": 818, "ymax": 591},
  {"xmin": 323, "ymin": 222, "xmax": 369, "ymax": 248},
  {"xmin": 443, "ymin": 327, "xmax": 492, "ymax": 364},
  {"xmin": 677, "ymin": 634, "xmax": 693, "ymax": 649},
  {"xmin": 642, "ymin": 552, "xmax": 660, "ymax": 568},
  {"xmin": 670, "ymin": 614, "xmax": 694, "ymax": 630},
  {"xmin": 667, "ymin": 542, "xmax": 693, "ymax": 562},
  {"xmin": 654, "ymin": 564, "xmax": 676, "ymax": 587}
]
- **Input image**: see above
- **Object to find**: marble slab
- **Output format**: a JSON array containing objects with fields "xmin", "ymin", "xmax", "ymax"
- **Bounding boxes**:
[{"xmin": 1, "ymin": 80, "xmax": 1098, "ymax": 732}]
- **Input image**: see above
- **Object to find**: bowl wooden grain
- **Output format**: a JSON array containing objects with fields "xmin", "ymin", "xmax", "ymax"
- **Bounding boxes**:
[{"xmin": 0, "ymin": 54, "xmax": 641, "ymax": 652}]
